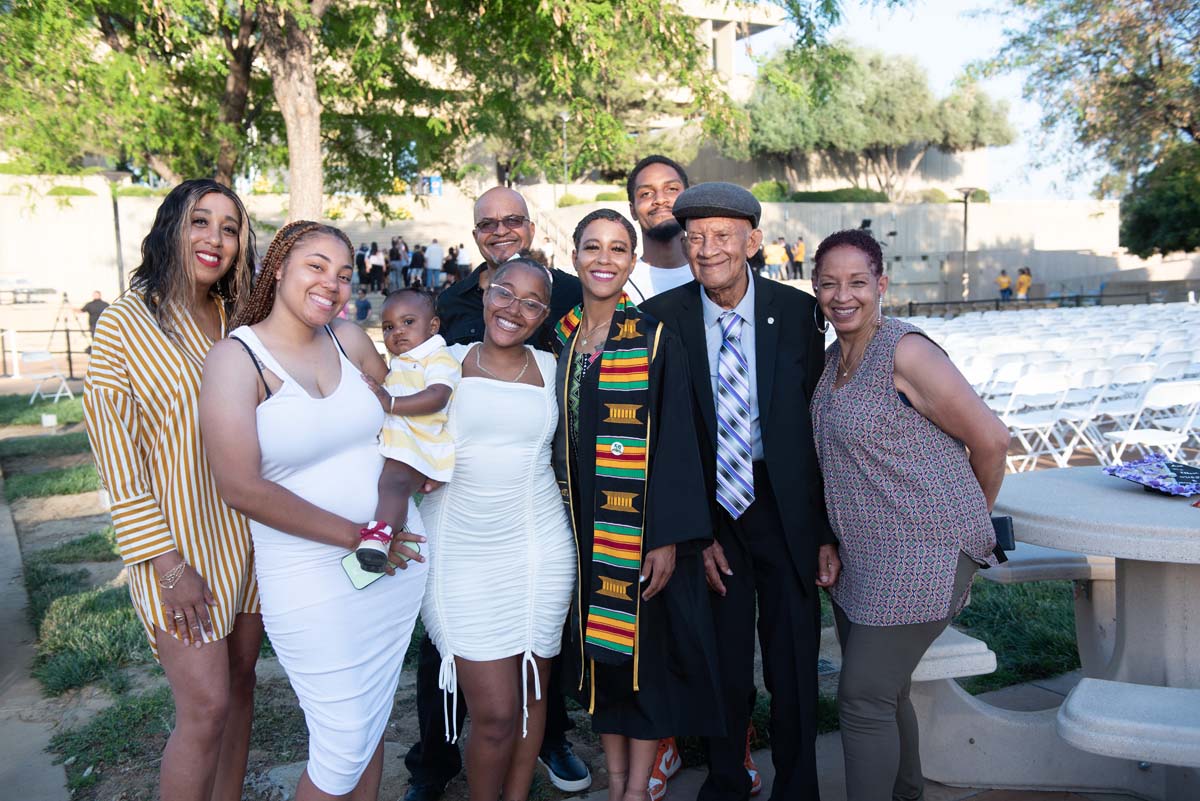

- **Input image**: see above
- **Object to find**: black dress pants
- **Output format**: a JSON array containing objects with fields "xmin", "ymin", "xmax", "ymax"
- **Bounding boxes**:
[
  {"xmin": 404, "ymin": 634, "xmax": 574, "ymax": 786},
  {"xmin": 698, "ymin": 464, "xmax": 822, "ymax": 801}
]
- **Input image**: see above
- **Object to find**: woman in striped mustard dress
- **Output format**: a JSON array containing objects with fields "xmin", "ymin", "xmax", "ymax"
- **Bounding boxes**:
[{"xmin": 84, "ymin": 179, "xmax": 262, "ymax": 801}]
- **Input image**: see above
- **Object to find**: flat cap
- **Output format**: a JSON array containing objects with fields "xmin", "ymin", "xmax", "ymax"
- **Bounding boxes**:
[{"xmin": 672, "ymin": 182, "xmax": 761, "ymax": 229}]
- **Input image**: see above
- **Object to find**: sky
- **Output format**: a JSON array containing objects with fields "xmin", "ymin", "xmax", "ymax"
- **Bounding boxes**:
[{"xmin": 735, "ymin": 0, "xmax": 1104, "ymax": 200}]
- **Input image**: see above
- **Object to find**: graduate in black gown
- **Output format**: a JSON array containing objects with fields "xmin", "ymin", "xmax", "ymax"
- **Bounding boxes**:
[{"xmin": 552, "ymin": 209, "xmax": 723, "ymax": 801}]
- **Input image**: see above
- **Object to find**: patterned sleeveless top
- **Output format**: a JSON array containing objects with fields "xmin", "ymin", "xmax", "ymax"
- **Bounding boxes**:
[{"xmin": 811, "ymin": 317, "xmax": 998, "ymax": 626}]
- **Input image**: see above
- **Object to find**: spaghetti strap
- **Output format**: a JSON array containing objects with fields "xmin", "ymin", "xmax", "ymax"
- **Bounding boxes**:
[
  {"xmin": 325, "ymin": 324, "xmax": 351, "ymax": 362},
  {"xmin": 230, "ymin": 336, "xmax": 273, "ymax": 400}
]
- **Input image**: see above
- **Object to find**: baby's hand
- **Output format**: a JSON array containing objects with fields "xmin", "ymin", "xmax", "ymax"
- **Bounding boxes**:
[{"xmin": 360, "ymin": 373, "xmax": 391, "ymax": 412}]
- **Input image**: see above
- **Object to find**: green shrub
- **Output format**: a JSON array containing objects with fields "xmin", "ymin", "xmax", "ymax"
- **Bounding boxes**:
[
  {"xmin": 0, "ymin": 395, "xmax": 85, "ymax": 426},
  {"xmin": 47, "ymin": 186, "xmax": 97, "ymax": 197},
  {"xmin": 918, "ymin": 188, "xmax": 950, "ymax": 203},
  {"xmin": 750, "ymin": 180, "xmax": 790, "ymax": 202},
  {"xmin": 789, "ymin": 187, "xmax": 889, "ymax": 202},
  {"xmin": 969, "ymin": 188, "xmax": 990, "ymax": 203},
  {"xmin": 24, "ymin": 557, "xmax": 90, "ymax": 629},
  {"xmin": 557, "ymin": 193, "xmax": 590, "ymax": 207},
  {"xmin": 594, "ymin": 190, "xmax": 626, "ymax": 201}
]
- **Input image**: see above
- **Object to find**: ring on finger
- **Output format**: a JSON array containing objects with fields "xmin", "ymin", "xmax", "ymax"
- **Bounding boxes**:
[{"xmin": 174, "ymin": 613, "xmax": 185, "ymax": 621}]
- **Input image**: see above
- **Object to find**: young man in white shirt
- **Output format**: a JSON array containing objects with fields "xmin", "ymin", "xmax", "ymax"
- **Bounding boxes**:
[{"xmin": 624, "ymin": 155, "xmax": 694, "ymax": 304}]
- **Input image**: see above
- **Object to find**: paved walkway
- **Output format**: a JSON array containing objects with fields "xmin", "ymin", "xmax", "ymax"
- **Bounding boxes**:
[{"xmin": 0, "ymin": 475, "xmax": 69, "ymax": 801}]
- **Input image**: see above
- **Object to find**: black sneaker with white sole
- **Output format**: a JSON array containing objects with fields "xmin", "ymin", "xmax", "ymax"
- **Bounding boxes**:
[{"xmin": 537, "ymin": 740, "xmax": 592, "ymax": 792}]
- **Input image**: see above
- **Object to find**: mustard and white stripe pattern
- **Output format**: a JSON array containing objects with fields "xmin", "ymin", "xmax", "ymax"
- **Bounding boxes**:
[
  {"xmin": 83, "ymin": 292, "xmax": 258, "ymax": 658},
  {"xmin": 379, "ymin": 334, "xmax": 459, "ymax": 482}
]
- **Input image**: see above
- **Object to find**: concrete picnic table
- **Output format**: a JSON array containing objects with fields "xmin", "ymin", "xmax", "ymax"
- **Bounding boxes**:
[{"xmin": 916, "ymin": 467, "xmax": 1198, "ymax": 799}]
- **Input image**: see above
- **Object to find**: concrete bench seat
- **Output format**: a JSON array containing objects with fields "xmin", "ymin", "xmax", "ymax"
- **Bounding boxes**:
[
  {"xmin": 1057, "ymin": 678, "xmax": 1200, "ymax": 769},
  {"xmin": 980, "ymin": 542, "xmax": 1115, "ymax": 584},
  {"xmin": 980, "ymin": 543, "xmax": 1117, "ymax": 675},
  {"xmin": 912, "ymin": 626, "xmax": 996, "ymax": 681}
]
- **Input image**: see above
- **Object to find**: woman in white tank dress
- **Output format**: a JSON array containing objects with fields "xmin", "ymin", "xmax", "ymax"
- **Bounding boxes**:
[
  {"xmin": 201, "ymin": 222, "xmax": 428, "ymax": 801},
  {"xmin": 419, "ymin": 258, "xmax": 575, "ymax": 801}
]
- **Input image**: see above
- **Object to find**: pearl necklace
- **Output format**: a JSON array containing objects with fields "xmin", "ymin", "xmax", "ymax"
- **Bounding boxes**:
[{"xmin": 475, "ymin": 346, "xmax": 531, "ymax": 383}]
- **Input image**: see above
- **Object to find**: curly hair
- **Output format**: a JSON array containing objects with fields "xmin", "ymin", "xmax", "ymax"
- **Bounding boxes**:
[
  {"xmin": 571, "ymin": 208, "xmax": 638, "ymax": 251},
  {"xmin": 131, "ymin": 179, "xmax": 255, "ymax": 333},
  {"xmin": 626, "ymin": 154, "xmax": 689, "ymax": 204},
  {"xmin": 230, "ymin": 221, "xmax": 353, "ymax": 329},
  {"xmin": 812, "ymin": 229, "xmax": 884, "ymax": 280}
]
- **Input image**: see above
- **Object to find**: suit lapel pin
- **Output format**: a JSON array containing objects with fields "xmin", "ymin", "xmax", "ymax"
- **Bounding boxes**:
[{"xmin": 767, "ymin": 316, "xmax": 775, "ymax": 325}]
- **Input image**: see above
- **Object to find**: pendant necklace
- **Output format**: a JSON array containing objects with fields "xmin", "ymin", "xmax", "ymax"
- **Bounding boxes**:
[
  {"xmin": 475, "ymin": 346, "xmax": 531, "ymax": 383},
  {"xmin": 578, "ymin": 317, "xmax": 611, "ymax": 349}
]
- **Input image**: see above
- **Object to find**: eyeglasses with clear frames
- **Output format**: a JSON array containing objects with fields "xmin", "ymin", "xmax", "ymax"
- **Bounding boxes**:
[
  {"xmin": 474, "ymin": 215, "xmax": 529, "ymax": 233},
  {"xmin": 485, "ymin": 284, "xmax": 549, "ymax": 319}
]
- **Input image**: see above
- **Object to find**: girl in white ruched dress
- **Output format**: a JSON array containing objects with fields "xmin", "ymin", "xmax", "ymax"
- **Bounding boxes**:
[
  {"xmin": 419, "ymin": 341, "xmax": 575, "ymax": 742},
  {"xmin": 233, "ymin": 323, "xmax": 428, "ymax": 795}
]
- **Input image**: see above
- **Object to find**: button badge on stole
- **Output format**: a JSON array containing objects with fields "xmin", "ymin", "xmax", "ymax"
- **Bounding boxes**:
[{"xmin": 610, "ymin": 441, "xmax": 624, "ymax": 456}]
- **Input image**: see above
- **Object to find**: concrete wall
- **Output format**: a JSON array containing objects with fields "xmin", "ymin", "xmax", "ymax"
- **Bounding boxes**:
[{"xmin": 0, "ymin": 175, "xmax": 483, "ymax": 316}]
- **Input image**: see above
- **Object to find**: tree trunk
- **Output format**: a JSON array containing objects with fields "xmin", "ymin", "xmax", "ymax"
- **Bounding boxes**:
[
  {"xmin": 215, "ymin": 6, "xmax": 258, "ymax": 186},
  {"xmin": 895, "ymin": 146, "xmax": 929, "ymax": 202},
  {"xmin": 260, "ymin": 3, "xmax": 326, "ymax": 220},
  {"xmin": 146, "ymin": 153, "xmax": 182, "ymax": 185}
]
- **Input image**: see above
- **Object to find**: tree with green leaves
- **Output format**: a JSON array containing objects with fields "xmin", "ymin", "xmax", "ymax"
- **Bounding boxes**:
[
  {"xmin": 985, "ymin": 0, "xmax": 1198, "ymax": 197},
  {"xmin": 0, "ymin": 1, "xmax": 893, "ymax": 217},
  {"xmin": 744, "ymin": 47, "xmax": 1014, "ymax": 200},
  {"xmin": 1120, "ymin": 143, "xmax": 1200, "ymax": 257}
]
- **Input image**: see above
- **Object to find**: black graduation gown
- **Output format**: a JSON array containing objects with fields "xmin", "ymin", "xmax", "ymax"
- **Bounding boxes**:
[{"xmin": 553, "ymin": 323, "xmax": 725, "ymax": 739}]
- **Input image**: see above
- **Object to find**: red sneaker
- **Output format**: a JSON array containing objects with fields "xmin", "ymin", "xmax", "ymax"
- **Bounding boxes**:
[
  {"xmin": 746, "ymin": 725, "xmax": 762, "ymax": 796},
  {"xmin": 648, "ymin": 737, "xmax": 681, "ymax": 800}
]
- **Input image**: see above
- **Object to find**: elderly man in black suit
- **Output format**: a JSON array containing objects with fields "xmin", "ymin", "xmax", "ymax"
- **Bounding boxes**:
[{"xmin": 641, "ymin": 182, "xmax": 840, "ymax": 801}]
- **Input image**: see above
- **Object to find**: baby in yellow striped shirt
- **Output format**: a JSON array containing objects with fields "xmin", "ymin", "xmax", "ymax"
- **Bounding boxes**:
[{"xmin": 358, "ymin": 290, "xmax": 461, "ymax": 571}]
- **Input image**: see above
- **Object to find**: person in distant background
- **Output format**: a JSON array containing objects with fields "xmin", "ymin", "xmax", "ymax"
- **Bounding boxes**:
[
  {"xmin": 456, "ymin": 243, "xmax": 472, "ymax": 280},
  {"xmin": 424, "ymin": 239, "xmax": 445, "ymax": 291},
  {"xmin": 368, "ymin": 243, "xmax": 387, "ymax": 293},
  {"xmin": 763, "ymin": 237, "xmax": 789, "ymax": 281},
  {"xmin": 995, "ymin": 270, "xmax": 1012, "ymax": 302},
  {"xmin": 1016, "ymin": 267, "xmax": 1032, "ymax": 301},
  {"xmin": 791, "ymin": 236, "xmax": 806, "ymax": 280},
  {"xmin": 408, "ymin": 246, "xmax": 427, "ymax": 289},
  {"xmin": 354, "ymin": 288, "xmax": 372, "ymax": 322},
  {"xmin": 79, "ymin": 290, "xmax": 110, "ymax": 337}
]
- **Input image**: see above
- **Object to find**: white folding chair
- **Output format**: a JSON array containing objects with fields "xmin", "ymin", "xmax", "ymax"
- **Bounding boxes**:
[
  {"xmin": 1104, "ymin": 380, "xmax": 1200, "ymax": 464},
  {"xmin": 1000, "ymin": 372, "xmax": 1072, "ymax": 472},
  {"xmin": 21, "ymin": 350, "xmax": 74, "ymax": 404},
  {"xmin": 1055, "ymin": 367, "xmax": 1115, "ymax": 466}
]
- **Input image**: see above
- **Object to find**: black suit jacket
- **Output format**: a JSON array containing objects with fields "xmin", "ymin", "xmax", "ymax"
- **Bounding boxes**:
[{"xmin": 642, "ymin": 272, "xmax": 835, "ymax": 590}]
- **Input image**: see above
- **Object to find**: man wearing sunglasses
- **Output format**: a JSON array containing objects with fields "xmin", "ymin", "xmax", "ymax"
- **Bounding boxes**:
[
  {"xmin": 435, "ymin": 186, "xmax": 582, "ymax": 352},
  {"xmin": 408, "ymin": 186, "xmax": 587, "ymax": 801}
]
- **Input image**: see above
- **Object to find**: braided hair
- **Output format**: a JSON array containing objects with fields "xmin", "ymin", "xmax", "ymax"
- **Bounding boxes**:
[{"xmin": 231, "ymin": 220, "xmax": 354, "ymax": 329}]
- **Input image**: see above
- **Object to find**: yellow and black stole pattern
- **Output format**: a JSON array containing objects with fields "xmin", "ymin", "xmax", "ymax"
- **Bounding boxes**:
[{"xmin": 556, "ymin": 295, "xmax": 662, "ymax": 667}]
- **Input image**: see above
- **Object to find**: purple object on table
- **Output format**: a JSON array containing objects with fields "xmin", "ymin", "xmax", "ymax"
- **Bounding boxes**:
[{"xmin": 1104, "ymin": 453, "xmax": 1200, "ymax": 497}]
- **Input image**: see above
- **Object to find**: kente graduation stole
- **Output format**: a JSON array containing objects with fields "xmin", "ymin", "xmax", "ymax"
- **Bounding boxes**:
[{"xmin": 556, "ymin": 295, "xmax": 660, "ymax": 666}]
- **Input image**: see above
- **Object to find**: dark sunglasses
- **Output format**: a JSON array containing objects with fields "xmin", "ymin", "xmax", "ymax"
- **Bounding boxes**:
[{"xmin": 474, "ymin": 215, "xmax": 529, "ymax": 234}]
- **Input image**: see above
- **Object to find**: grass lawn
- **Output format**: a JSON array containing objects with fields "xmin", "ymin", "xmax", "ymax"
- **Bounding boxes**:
[
  {"xmin": 0, "ymin": 395, "xmax": 84, "ymax": 427},
  {"xmin": 50, "ymin": 680, "xmax": 309, "ymax": 796},
  {"xmin": 0, "ymin": 430, "xmax": 91, "ymax": 458},
  {"xmin": 5, "ymin": 463, "xmax": 100, "ymax": 499},
  {"xmin": 958, "ymin": 577, "xmax": 1079, "ymax": 694},
  {"xmin": 38, "ymin": 526, "xmax": 119, "ymax": 563}
]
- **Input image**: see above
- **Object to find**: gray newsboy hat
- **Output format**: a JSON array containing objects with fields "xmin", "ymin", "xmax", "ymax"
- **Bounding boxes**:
[{"xmin": 672, "ymin": 182, "xmax": 762, "ymax": 229}]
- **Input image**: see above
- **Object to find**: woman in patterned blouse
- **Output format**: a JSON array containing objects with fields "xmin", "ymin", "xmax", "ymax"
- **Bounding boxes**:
[
  {"xmin": 84, "ymin": 180, "xmax": 260, "ymax": 801},
  {"xmin": 808, "ymin": 229, "xmax": 1009, "ymax": 801}
]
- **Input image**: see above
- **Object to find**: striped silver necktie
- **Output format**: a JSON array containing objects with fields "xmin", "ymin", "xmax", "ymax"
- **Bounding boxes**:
[{"xmin": 715, "ymin": 311, "xmax": 755, "ymax": 519}]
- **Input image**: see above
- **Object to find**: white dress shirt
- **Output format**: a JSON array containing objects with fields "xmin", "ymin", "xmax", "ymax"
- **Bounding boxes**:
[{"xmin": 700, "ymin": 266, "xmax": 762, "ymax": 460}]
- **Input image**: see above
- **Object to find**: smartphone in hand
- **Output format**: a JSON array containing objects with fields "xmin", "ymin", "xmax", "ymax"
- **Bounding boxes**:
[{"xmin": 341, "ymin": 542, "xmax": 422, "ymax": 590}]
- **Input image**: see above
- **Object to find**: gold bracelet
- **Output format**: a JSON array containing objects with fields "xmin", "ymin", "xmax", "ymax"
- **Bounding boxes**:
[{"xmin": 158, "ymin": 560, "xmax": 187, "ymax": 590}]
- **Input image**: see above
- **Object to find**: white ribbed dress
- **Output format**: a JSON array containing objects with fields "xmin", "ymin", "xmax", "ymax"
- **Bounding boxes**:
[
  {"xmin": 232, "ymin": 326, "xmax": 427, "ymax": 795},
  {"xmin": 419, "ymin": 344, "xmax": 576, "ymax": 742}
]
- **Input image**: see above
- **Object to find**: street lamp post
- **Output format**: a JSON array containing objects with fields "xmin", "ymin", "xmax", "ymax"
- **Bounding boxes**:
[{"xmin": 956, "ymin": 186, "xmax": 978, "ymax": 302}]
